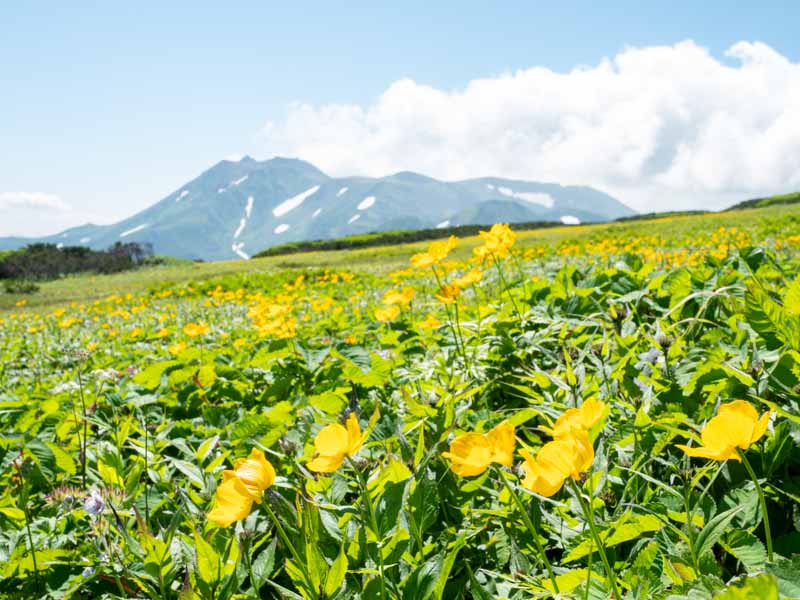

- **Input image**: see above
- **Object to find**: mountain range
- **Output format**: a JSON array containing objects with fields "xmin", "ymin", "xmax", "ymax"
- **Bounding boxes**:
[{"xmin": 0, "ymin": 157, "xmax": 634, "ymax": 261}]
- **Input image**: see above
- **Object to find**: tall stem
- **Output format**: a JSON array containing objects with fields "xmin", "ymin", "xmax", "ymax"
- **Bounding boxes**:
[
  {"xmin": 348, "ymin": 457, "xmax": 387, "ymax": 600},
  {"xmin": 492, "ymin": 257, "xmax": 524, "ymax": 323},
  {"xmin": 740, "ymin": 453, "xmax": 773, "ymax": 561},
  {"xmin": 495, "ymin": 467, "xmax": 559, "ymax": 593},
  {"xmin": 261, "ymin": 500, "xmax": 319, "ymax": 600},
  {"xmin": 77, "ymin": 365, "xmax": 88, "ymax": 489},
  {"xmin": 569, "ymin": 479, "xmax": 621, "ymax": 600}
]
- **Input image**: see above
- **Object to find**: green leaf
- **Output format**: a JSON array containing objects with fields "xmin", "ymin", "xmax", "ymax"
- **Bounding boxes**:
[
  {"xmin": 251, "ymin": 537, "xmax": 277, "ymax": 592},
  {"xmin": 695, "ymin": 504, "xmax": 744, "ymax": 562},
  {"xmin": 193, "ymin": 531, "xmax": 219, "ymax": 593},
  {"xmin": 721, "ymin": 530, "xmax": 767, "ymax": 573},
  {"xmin": 432, "ymin": 536, "xmax": 465, "ymax": 600},
  {"xmin": 44, "ymin": 441, "xmax": 76, "ymax": 476},
  {"xmin": 324, "ymin": 545, "xmax": 348, "ymax": 597},
  {"xmin": 713, "ymin": 573, "xmax": 778, "ymax": 600},
  {"xmin": 134, "ymin": 360, "xmax": 180, "ymax": 389}
]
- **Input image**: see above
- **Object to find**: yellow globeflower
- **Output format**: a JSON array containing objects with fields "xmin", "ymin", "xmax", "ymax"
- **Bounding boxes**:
[
  {"xmin": 442, "ymin": 420, "xmax": 516, "ymax": 477},
  {"xmin": 520, "ymin": 429, "xmax": 594, "ymax": 497},
  {"xmin": 382, "ymin": 287, "xmax": 415, "ymax": 306},
  {"xmin": 417, "ymin": 314, "xmax": 441, "ymax": 329},
  {"xmin": 410, "ymin": 236, "xmax": 458, "ymax": 268},
  {"xmin": 184, "ymin": 322, "xmax": 210, "ymax": 337},
  {"xmin": 474, "ymin": 223, "xmax": 516, "ymax": 260},
  {"xmin": 452, "ymin": 268, "xmax": 483, "ymax": 288},
  {"xmin": 308, "ymin": 413, "xmax": 365, "ymax": 473},
  {"xmin": 676, "ymin": 400, "xmax": 772, "ymax": 462},
  {"xmin": 208, "ymin": 478, "xmax": 253, "ymax": 527},
  {"xmin": 435, "ymin": 284, "xmax": 461, "ymax": 305},
  {"xmin": 208, "ymin": 449, "xmax": 276, "ymax": 527},
  {"xmin": 375, "ymin": 306, "xmax": 400, "ymax": 322},
  {"xmin": 548, "ymin": 398, "xmax": 608, "ymax": 439}
]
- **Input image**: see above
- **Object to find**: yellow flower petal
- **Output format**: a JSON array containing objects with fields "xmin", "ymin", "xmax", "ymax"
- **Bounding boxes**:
[
  {"xmin": 750, "ymin": 410, "xmax": 772, "ymax": 446},
  {"xmin": 307, "ymin": 453, "xmax": 346, "ymax": 473},
  {"xmin": 314, "ymin": 423, "xmax": 350, "ymax": 457},
  {"xmin": 486, "ymin": 420, "xmax": 515, "ymax": 467},
  {"xmin": 208, "ymin": 477, "xmax": 254, "ymax": 527},
  {"xmin": 232, "ymin": 449, "xmax": 276, "ymax": 500},
  {"xmin": 442, "ymin": 433, "xmax": 493, "ymax": 477},
  {"xmin": 346, "ymin": 413, "xmax": 363, "ymax": 455}
]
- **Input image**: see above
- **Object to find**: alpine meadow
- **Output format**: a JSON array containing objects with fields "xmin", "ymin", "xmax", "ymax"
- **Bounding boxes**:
[{"xmin": 2, "ymin": 202, "xmax": 800, "ymax": 599}]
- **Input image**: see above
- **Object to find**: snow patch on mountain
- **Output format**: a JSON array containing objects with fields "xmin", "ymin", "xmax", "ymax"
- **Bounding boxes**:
[
  {"xmin": 120, "ymin": 224, "xmax": 147, "ymax": 238},
  {"xmin": 312, "ymin": 208, "xmax": 322, "ymax": 218},
  {"xmin": 436, "ymin": 220, "xmax": 450, "ymax": 229},
  {"xmin": 348, "ymin": 214, "xmax": 360, "ymax": 224},
  {"xmin": 245, "ymin": 196, "xmax": 254, "ymax": 218},
  {"xmin": 357, "ymin": 196, "xmax": 376, "ymax": 210},
  {"xmin": 80, "ymin": 237, "xmax": 91, "ymax": 244},
  {"xmin": 274, "ymin": 224, "xmax": 290, "ymax": 234},
  {"xmin": 176, "ymin": 190, "xmax": 189, "ymax": 202},
  {"xmin": 560, "ymin": 215, "xmax": 581, "ymax": 225},
  {"xmin": 336, "ymin": 187, "xmax": 349, "ymax": 197},
  {"xmin": 272, "ymin": 185, "xmax": 320, "ymax": 217},
  {"xmin": 231, "ymin": 242, "xmax": 249, "ymax": 260},
  {"xmin": 232, "ymin": 175, "xmax": 249, "ymax": 186},
  {"xmin": 496, "ymin": 187, "xmax": 554, "ymax": 208}
]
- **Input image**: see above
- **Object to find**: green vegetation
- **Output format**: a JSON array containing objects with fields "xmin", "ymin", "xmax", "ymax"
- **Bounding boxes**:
[
  {"xmin": 0, "ymin": 242, "xmax": 156, "ymax": 282},
  {"xmin": 727, "ymin": 190, "xmax": 800, "ymax": 210},
  {"xmin": 1, "ymin": 203, "xmax": 800, "ymax": 597},
  {"xmin": 253, "ymin": 220, "xmax": 565, "ymax": 258}
]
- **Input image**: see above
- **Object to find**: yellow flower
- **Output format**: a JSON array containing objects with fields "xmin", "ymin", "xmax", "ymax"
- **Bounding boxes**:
[
  {"xmin": 168, "ymin": 341, "xmax": 187, "ymax": 355},
  {"xmin": 225, "ymin": 448, "xmax": 276, "ymax": 499},
  {"xmin": 520, "ymin": 429, "xmax": 594, "ymax": 497},
  {"xmin": 417, "ymin": 314, "xmax": 441, "ymax": 329},
  {"xmin": 548, "ymin": 398, "xmax": 608, "ymax": 439},
  {"xmin": 207, "ymin": 478, "xmax": 253, "ymax": 527},
  {"xmin": 154, "ymin": 327, "xmax": 170, "ymax": 338},
  {"xmin": 233, "ymin": 338, "xmax": 247, "ymax": 348},
  {"xmin": 410, "ymin": 236, "xmax": 458, "ymax": 268},
  {"xmin": 452, "ymin": 268, "xmax": 483, "ymax": 288},
  {"xmin": 307, "ymin": 413, "xmax": 365, "ymax": 473},
  {"xmin": 375, "ymin": 306, "xmax": 401, "ymax": 322},
  {"xmin": 382, "ymin": 287, "xmax": 415, "ymax": 306},
  {"xmin": 208, "ymin": 449, "xmax": 276, "ymax": 527},
  {"xmin": 676, "ymin": 400, "xmax": 772, "ymax": 462},
  {"xmin": 442, "ymin": 420, "xmax": 515, "ymax": 477},
  {"xmin": 474, "ymin": 223, "xmax": 515, "ymax": 260},
  {"xmin": 435, "ymin": 284, "xmax": 461, "ymax": 305},
  {"xmin": 184, "ymin": 322, "xmax": 210, "ymax": 337}
]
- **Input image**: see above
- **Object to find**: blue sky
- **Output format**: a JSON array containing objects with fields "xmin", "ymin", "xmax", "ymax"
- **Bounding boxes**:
[{"xmin": 2, "ymin": 1, "xmax": 799, "ymax": 235}]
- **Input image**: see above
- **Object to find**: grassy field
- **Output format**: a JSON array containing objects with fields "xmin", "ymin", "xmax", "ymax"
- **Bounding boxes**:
[
  {"xmin": 4, "ymin": 203, "xmax": 799, "ymax": 312},
  {"xmin": 2, "ymin": 204, "xmax": 800, "ymax": 598}
]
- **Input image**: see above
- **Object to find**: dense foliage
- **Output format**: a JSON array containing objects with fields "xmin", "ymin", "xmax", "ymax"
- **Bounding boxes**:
[
  {"xmin": 1, "ymin": 212, "xmax": 800, "ymax": 599},
  {"xmin": 253, "ymin": 221, "xmax": 565, "ymax": 258},
  {"xmin": 0, "ymin": 242, "xmax": 154, "ymax": 282}
]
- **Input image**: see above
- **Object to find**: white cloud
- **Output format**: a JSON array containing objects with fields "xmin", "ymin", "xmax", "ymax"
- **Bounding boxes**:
[
  {"xmin": 261, "ymin": 40, "xmax": 800, "ymax": 212},
  {"xmin": 0, "ymin": 192, "xmax": 71, "ymax": 211}
]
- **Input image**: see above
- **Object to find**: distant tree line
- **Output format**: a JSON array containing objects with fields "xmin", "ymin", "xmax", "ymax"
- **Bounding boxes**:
[
  {"xmin": 253, "ymin": 220, "xmax": 568, "ymax": 258},
  {"xmin": 0, "ymin": 242, "xmax": 156, "ymax": 281}
]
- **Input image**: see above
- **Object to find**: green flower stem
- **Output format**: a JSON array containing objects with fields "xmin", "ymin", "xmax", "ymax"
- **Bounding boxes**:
[
  {"xmin": 492, "ymin": 256, "xmax": 524, "ymax": 323},
  {"xmin": 740, "ymin": 453, "xmax": 773, "ymax": 562},
  {"xmin": 262, "ymin": 500, "xmax": 319, "ymax": 600},
  {"xmin": 494, "ymin": 467, "xmax": 559, "ymax": 594},
  {"xmin": 348, "ymin": 457, "xmax": 387, "ymax": 600},
  {"xmin": 569, "ymin": 479, "xmax": 621, "ymax": 600}
]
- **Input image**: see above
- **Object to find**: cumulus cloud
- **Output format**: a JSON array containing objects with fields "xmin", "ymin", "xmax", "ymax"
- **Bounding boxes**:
[
  {"xmin": 0, "ymin": 192, "xmax": 71, "ymax": 211},
  {"xmin": 261, "ymin": 40, "xmax": 800, "ymax": 212}
]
